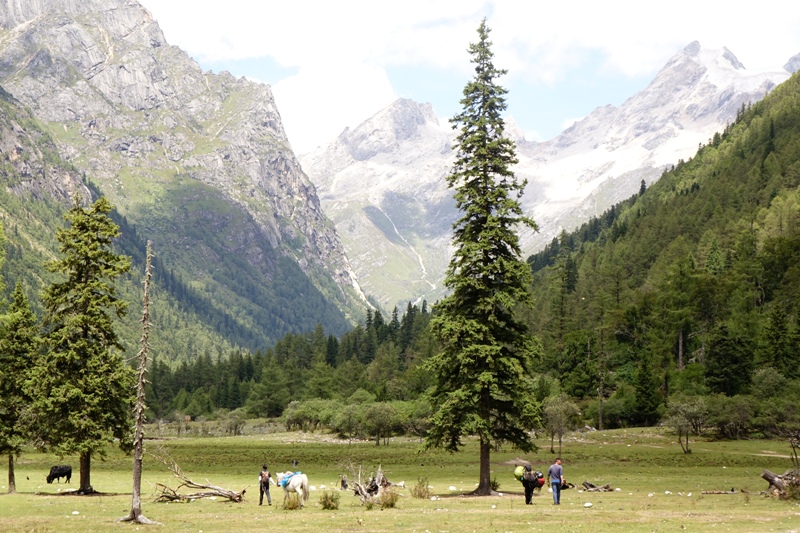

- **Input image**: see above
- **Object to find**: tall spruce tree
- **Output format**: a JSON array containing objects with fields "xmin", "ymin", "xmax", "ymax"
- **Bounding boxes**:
[
  {"xmin": 28, "ymin": 196, "xmax": 134, "ymax": 494},
  {"xmin": 424, "ymin": 19, "xmax": 540, "ymax": 495},
  {"xmin": 0, "ymin": 282, "xmax": 38, "ymax": 494}
]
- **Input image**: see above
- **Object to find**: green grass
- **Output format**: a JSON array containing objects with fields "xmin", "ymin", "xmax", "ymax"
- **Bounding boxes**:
[{"xmin": 1, "ymin": 427, "xmax": 799, "ymax": 532}]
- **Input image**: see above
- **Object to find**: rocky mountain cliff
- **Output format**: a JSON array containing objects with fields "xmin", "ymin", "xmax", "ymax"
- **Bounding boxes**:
[
  {"xmin": 300, "ymin": 99, "xmax": 455, "ymax": 310},
  {"xmin": 300, "ymin": 42, "xmax": 794, "ymax": 309},
  {"xmin": 0, "ymin": 0, "xmax": 366, "ymax": 351}
]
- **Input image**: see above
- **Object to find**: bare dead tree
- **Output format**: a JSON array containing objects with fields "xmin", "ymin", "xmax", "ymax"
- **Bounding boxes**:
[
  {"xmin": 120, "ymin": 242, "xmax": 159, "ymax": 525},
  {"xmin": 346, "ymin": 463, "xmax": 393, "ymax": 505}
]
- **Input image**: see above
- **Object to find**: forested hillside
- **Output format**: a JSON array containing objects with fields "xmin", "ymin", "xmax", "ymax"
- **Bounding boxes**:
[
  {"xmin": 146, "ymin": 72, "xmax": 800, "ymax": 443},
  {"xmin": 524, "ymin": 71, "xmax": 800, "ymax": 430}
]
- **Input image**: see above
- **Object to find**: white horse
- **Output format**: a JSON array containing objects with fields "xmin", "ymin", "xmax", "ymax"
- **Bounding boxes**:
[{"xmin": 276, "ymin": 471, "xmax": 310, "ymax": 508}]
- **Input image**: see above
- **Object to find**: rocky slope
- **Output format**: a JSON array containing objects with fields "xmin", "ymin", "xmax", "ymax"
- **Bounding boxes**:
[
  {"xmin": 300, "ymin": 99, "xmax": 455, "ymax": 310},
  {"xmin": 301, "ymin": 42, "xmax": 794, "ymax": 309},
  {"xmin": 0, "ymin": 0, "xmax": 366, "ymax": 343}
]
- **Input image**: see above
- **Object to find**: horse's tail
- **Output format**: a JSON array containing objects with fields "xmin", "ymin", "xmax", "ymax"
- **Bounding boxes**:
[{"xmin": 302, "ymin": 475, "xmax": 310, "ymax": 501}]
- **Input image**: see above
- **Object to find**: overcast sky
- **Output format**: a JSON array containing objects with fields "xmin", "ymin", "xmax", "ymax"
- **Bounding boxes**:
[{"xmin": 139, "ymin": 1, "xmax": 800, "ymax": 154}]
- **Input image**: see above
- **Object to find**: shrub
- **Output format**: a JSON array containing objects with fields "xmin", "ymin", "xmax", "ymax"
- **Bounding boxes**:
[
  {"xmin": 411, "ymin": 477, "xmax": 433, "ymax": 499},
  {"xmin": 319, "ymin": 490, "xmax": 340, "ymax": 510},
  {"xmin": 785, "ymin": 480, "xmax": 800, "ymax": 501},
  {"xmin": 283, "ymin": 493, "xmax": 302, "ymax": 510},
  {"xmin": 379, "ymin": 489, "xmax": 399, "ymax": 509},
  {"xmin": 490, "ymin": 476, "xmax": 500, "ymax": 491}
]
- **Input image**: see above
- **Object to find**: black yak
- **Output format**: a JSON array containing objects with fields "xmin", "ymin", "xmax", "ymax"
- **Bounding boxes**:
[{"xmin": 46, "ymin": 465, "xmax": 72, "ymax": 484}]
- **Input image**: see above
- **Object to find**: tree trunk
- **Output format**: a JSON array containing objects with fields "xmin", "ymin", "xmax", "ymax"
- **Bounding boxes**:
[
  {"xmin": 598, "ymin": 371, "xmax": 605, "ymax": 431},
  {"xmin": 8, "ymin": 454, "xmax": 16, "ymax": 494},
  {"xmin": 79, "ymin": 451, "xmax": 93, "ymax": 494},
  {"xmin": 677, "ymin": 329, "xmax": 684, "ymax": 370},
  {"xmin": 598, "ymin": 395, "xmax": 604, "ymax": 431},
  {"xmin": 700, "ymin": 324, "xmax": 707, "ymax": 365},
  {"xmin": 550, "ymin": 431, "xmax": 555, "ymax": 453},
  {"xmin": 476, "ymin": 438, "xmax": 492, "ymax": 495},
  {"xmin": 677, "ymin": 430, "xmax": 691, "ymax": 454},
  {"xmin": 120, "ymin": 242, "xmax": 158, "ymax": 524},
  {"xmin": 762, "ymin": 469, "xmax": 786, "ymax": 491}
]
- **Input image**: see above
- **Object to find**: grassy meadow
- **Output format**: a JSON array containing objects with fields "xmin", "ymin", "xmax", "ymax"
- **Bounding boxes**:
[{"xmin": 1, "ymin": 426, "xmax": 799, "ymax": 532}]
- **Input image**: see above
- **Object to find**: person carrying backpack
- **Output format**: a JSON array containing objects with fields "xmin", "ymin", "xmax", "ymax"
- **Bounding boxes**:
[
  {"xmin": 259, "ymin": 464, "xmax": 276, "ymax": 505},
  {"xmin": 515, "ymin": 464, "xmax": 545, "ymax": 504}
]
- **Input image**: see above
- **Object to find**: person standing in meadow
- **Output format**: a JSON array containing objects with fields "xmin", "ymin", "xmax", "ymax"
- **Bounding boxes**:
[
  {"xmin": 548, "ymin": 458, "xmax": 564, "ymax": 505},
  {"xmin": 259, "ymin": 465, "xmax": 275, "ymax": 505}
]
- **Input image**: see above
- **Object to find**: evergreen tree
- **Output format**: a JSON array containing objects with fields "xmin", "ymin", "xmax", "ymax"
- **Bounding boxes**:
[
  {"xmin": 28, "ymin": 196, "xmax": 134, "ymax": 494},
  {"xmin": 705, "ymin": 324, "xmax": 754, "ymax": 396},
  {"xmin": 789, "ymin": 314, "xmax": 800, "ymax": 380},
  {"xmin": 633, "ymin": 354, "xmax": 661, "ymax": 425},
  {"xmin": 0, "ymin": 282, "xmax": 38, "ymax": 493},
  {"xmin": 424, "ymin": 19, "xmax": 540, "ymax": 495},
  {"xmin": 388, "ymin": 306, "xmax": 400, "ymax": 342},
  {"xmin": 762, "ymin": 306, "xmax": 791, "ymax": 375}
]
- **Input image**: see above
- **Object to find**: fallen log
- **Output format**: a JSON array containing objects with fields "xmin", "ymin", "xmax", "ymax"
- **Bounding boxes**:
[
  {"xmin": 761, "ymin": 468, "xmax": 799, "ymax": 499},
  {"xmin": 701, "ymin": 490, "xmax": 737, "ymax": 494},
  {"xmin": 761, "ymin": 469, "xmax": 786, "ymax": 492},
  {"xmin": 582, "ymin": 481, "xmax": 613, "ymax": 492}
]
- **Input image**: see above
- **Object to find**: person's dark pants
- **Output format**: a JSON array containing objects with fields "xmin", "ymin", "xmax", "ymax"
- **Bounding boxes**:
[
  {"xmin": 523, "ymin": 480, "xmax": 535, "ymax": 504},
  {"xmin": 551, "ymin": 481, "xmax": 561, "ymax": 504},
  {"xmin": 259, "ymin": 482, "xmax": 271, "ymax": 505}
]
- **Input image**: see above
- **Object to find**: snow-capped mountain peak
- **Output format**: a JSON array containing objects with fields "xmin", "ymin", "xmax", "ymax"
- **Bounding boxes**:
[{"xmin": 300, "ymin": 42, "xmax": 796, "ymax": 309}]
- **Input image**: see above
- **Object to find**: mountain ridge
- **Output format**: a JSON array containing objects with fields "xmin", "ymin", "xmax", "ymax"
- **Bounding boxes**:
[
  {"xmin": 301, "ymin": 41, "xmax": 796, "ymax": 309},
  {"xmin": 0, "ymin": 0, "xmax": 366, "ymax": 358}
]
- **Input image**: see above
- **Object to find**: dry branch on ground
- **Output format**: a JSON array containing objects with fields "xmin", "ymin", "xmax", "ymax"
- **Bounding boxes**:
[
  {"xmin": 582, "ymin": 481, "xmax": 613, "ymax": 492},
  {"xmin": 152, "ymin": 455, "xmax": 245, "ymax": 503}
]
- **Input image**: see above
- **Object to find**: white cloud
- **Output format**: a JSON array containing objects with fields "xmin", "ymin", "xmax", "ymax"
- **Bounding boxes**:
[
  {"xmin": 141, "ymin": 0, "xmax": 800, "ymax": 150},
  {"xmin": 271, "ymin": 62, "xmax": 397, "ymax": 153}
]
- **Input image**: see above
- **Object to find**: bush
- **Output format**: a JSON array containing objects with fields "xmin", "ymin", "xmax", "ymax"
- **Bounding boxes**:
[
  {"xmin": 411, "ymin": 477, "xmax": 433, "ymax": 499},
  {"xmin": 785, "ymin": 479, "xmax": 800, "ymax": 501},
  {"xmin": 283, "ymin": 493, "xmax": 302, "ymax": 510},
  {"xmin": 379, "ymin": 489, "xmax": 399, "ymax": 508},
  {"xmin": 318, "ymin": 490, "xmax": 340, "ymax": 510},
  {"xmin": 490, "ymin": 476, "xmax": 500, "ymax": 491}
]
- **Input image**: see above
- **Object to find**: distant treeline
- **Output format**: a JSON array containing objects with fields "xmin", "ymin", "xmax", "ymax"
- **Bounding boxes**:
[{"xmin": 145, "ymin": 303, "xmax": 435, "ymax": 424}]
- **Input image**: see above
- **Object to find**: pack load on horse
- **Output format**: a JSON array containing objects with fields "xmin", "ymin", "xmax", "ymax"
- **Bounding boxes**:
[{"xmin": 276, "ymin": 471, "xmax": 310, "ymax": 508}]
